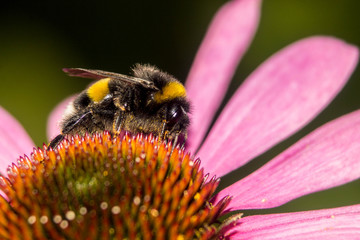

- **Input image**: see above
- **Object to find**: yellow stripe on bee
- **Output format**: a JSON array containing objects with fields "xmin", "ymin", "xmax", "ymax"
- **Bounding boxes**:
[
  {"xmin": 154, "ymin": 81, "xmax": 186, "ymax": 103},
  {"xmin": 87, "ymin": 78, "xmax": 110, "ymax": 103}
]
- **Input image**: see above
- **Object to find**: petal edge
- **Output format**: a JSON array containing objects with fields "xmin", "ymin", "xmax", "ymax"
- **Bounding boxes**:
[
  {"xmin": 216, "ymin": 109, "xmax": 360, "ymax": 210},
  {"xmin": 186, "ymin": 0, "xmax": 262, "ymax": 151},
  {"xmin": 199, "ymin": 36, "xmax": 359, "ymax": 176},
  {"xmin": 228, "ymin": 205, "xmax": 360, "ymax": 239},
  {"xmin": 0, "ymin": 107, "xmax": 34, "ymax": 173}
]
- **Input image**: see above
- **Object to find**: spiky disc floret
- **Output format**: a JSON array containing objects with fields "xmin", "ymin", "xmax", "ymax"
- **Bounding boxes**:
[{"xmin": 0, "ymin": 132, "xmax": 232, "ymax": 239}]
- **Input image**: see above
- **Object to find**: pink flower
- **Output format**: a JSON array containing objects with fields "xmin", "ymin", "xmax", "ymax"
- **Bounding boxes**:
[{"xmin": 1, "ymin": 0, "xmax": 360, "ymax": 238}]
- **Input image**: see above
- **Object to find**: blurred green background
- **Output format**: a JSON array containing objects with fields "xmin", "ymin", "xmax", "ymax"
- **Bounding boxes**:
[{"xmin": 1, "ymin": 0, "xmax": 359, "ymax": 216}]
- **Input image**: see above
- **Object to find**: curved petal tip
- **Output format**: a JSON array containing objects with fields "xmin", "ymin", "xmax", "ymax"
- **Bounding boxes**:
[{"xmin": 186, "ymin": 0, "xmax": 262, "ymax": 151}]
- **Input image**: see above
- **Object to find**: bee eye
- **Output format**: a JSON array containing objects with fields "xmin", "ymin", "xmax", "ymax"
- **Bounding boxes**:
[{"xmin": 166, "ymin": 105, "xmax": 183, "ymax": 127}]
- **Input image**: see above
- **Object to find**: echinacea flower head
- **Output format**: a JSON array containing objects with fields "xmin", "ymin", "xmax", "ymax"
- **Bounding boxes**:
[
  {"xmin": 1, "ymin": 0, "xmax": 360, "ymax": 239},
  {"xmin": 0, "ymin": 132, "xmax": 234, "ymax": 239}
]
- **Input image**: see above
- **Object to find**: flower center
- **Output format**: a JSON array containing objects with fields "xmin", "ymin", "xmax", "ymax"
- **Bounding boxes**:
[{"xmin": 0, "ymin": 132, "xmax": 233, "ymax": 239}]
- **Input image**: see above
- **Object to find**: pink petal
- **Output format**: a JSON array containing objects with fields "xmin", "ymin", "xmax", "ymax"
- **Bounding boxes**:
[
  {"xmin": 185, "ymin": 0, "xmax": 262, "ymax": 151},
  {"xmin": 0, "ymin": 106, "xmax": 34, "ymax": 173},
  {"xmin": 215, "ymin": 110, "xmax": 360, "ymax": 211},
  {"xmin": 47, "ymin": 95, "xmax": 75, "ymax": 141},
  {"xmin": 228, "ymin": 204, "xmax": 360, "ymax": 239},
  {"xmin": 198, "ymin": 36, "xmax": 359, "ymax": 176}
]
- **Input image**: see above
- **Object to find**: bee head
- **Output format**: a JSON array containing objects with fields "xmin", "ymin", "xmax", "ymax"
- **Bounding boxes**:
[{"xmin": 165, "ymin": 98, "xmax": 190, "ymax": 131}]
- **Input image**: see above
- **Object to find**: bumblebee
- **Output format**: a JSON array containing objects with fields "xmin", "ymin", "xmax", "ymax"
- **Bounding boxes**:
[{"xmin": 49, "ymin": 64, "xmax": 190, "ymax": 149}]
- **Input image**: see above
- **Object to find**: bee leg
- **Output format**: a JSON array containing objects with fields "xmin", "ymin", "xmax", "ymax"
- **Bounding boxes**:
[
  {"xmin": 48, "ymin": 134, "xmax": 65, "ymax": 149},
  {"xmin": 114, "ymin": 96, "xmax": 129, "ymax": 112},
  {"xmin": 159, "ymin": 120, "xmax": 167, "ymax": 141},
  {"xmin": 49, "ymin": 111, "xmax": 92, "ymax": 149},
  {"xmin": 113, "ymin": 96, "xmax": 128, "ymax": 135},
  {"xmin": 171, "ymin": 131, "xmax": 180, "ymax": 153},
  {"xmin": 113, "ymin": 111, "xmax": 125, "ymax": 134}
]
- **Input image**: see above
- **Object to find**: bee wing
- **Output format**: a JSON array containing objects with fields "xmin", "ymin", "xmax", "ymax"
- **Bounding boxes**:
[{"xmin": 63, "ymin": 68, "xmax": 159, "ymax": 90}]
